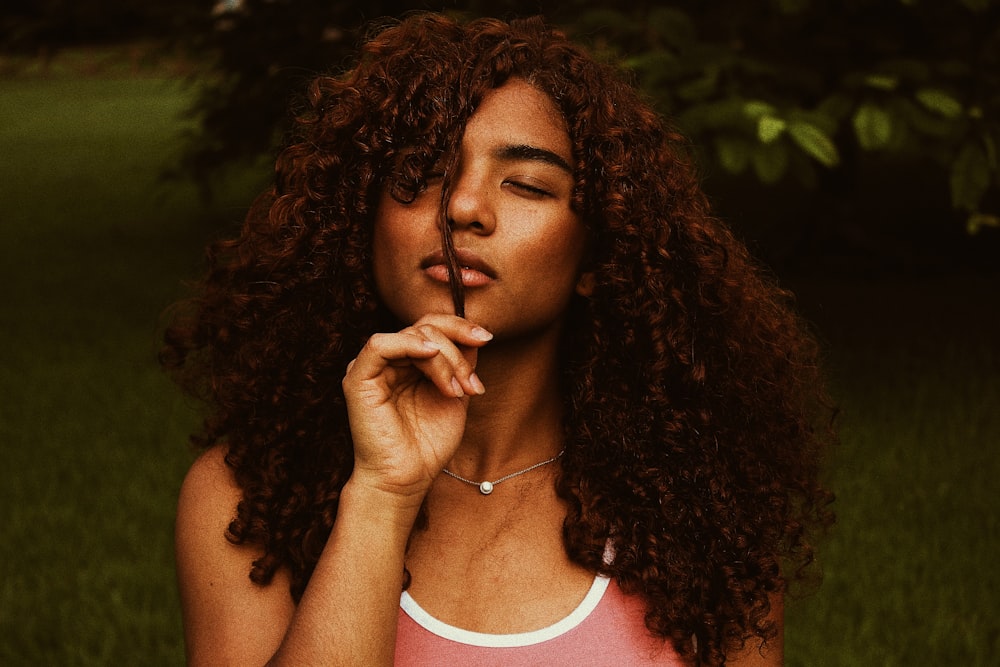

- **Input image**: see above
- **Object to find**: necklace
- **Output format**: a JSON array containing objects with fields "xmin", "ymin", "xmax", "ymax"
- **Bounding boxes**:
[{"xmin": 440, "ymin": 449, "xmax": 565, "ymax": 495}]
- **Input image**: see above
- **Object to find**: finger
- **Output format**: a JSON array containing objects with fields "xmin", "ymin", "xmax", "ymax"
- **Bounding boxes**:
[
  {"xmin": 408, "ymin": 315, "xmax": 491, "ymax": 395},
  {"xmin": 409, "ymin": 313, "xmax": 494, "ymax": 349},
  {"xmin": 346, "ymin": 331, "xmax": 441, "ymax": 382},
  {"xmin": 349, "ymin": 331, "xmax": 468, "ymax": 399},
  {"xmin": 410, "ymin": 323, "xmax": 486, "ymax": 396}
]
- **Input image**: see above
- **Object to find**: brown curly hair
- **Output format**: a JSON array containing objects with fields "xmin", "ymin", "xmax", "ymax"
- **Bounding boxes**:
[{"xmin": 162, "ymin": 13, "xmax": 834, "ymax": 665}]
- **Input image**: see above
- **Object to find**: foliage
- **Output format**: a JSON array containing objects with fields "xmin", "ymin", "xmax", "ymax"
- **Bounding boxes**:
[{"xmin": 572, "ymin": 0, "xmax": 1000, "ymax": 233}]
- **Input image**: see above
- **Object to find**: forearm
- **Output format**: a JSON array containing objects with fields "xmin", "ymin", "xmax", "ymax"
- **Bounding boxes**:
[
  {"xmin": 268, "ymin": 480, "xmax": 422, "ymax": 666},
  {"xmin": 269, "ymin": 313, "xmax": 484, "ymax": 664}
]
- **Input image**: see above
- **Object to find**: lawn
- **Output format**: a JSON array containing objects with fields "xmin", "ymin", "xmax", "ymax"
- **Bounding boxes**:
[
  {"xmin": 785, "ymin": 275, "xmax": 1000, "ymax": 665},
  {"xmin": 0, "ymin": 52, "xmax": 254, "ymax": 665},
  {"xmin": 1, "ymin": 51, "xmax": 997, "ymax": 665}
]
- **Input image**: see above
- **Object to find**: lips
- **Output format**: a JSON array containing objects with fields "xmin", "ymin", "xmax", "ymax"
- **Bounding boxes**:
[{"xmin": 420, "ymin": 248, "xmax": 497, "ymax": 286}]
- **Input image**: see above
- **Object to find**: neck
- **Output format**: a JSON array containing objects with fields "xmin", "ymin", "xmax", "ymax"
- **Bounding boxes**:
[{"xmin": 448, "ymin": 331, "xmax": 566, "ymax": 480}]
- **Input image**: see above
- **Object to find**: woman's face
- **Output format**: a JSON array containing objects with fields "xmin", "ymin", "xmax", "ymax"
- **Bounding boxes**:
[{"xmin": 373, "ymin": 78, "xmax": 593, "ymax": 338}]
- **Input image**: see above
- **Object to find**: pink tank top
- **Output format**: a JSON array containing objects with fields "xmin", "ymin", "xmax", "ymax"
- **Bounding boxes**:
[{"xmin": 395, "ymin": 575, "xmax": 685, "ymax": 665}]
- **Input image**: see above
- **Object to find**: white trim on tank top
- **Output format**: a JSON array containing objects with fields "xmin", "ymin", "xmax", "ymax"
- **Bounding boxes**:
[{"xmin": 399, "ymin": 573, "xmax": 612, "ymax": 648}]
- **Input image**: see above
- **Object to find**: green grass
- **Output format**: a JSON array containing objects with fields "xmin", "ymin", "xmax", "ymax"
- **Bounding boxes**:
[
  {"xmin": 0, "ymin": 60, "xmax": 253, "ymax": 665},
  {"xmin": 2, "ymin": 51, "xmax": 998, "ymax": 666},
  {"xmin": 784, "ymin": 277, "xmax": 1000, "ymax": 665}
]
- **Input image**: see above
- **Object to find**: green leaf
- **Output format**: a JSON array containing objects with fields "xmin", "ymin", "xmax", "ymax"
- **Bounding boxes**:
[
  {"xmin": 787, "ymin": 107, "xmax": 838, "ymax": 135},
  {"xmin": 899, "ymin": 99, "xmax": 962, "ymax": 139},
  {"xmin": 757, "ymin": 116, "xmax": 787, "ymax": 144},
  {"xmin": 715, "ymin": 136, "xmax": 751, "ymax": 174},
  {"xmin": 743, "ymin": 100, "xmax": 778, "ymax": 119},
  {"xmin": 853, "ymin": 103, "xmax": 893, "ymax": 149},
  {"xmin": 787, "ymin": 120, "xmax": 840, "ymax": 167},
  {"xmin": 863, "ymin": 74, "xmax": 899, "ymax": 91},
  {"xmin": 950, "ymin": 142, "xmax": 991, "ymax": 211},
  {"xmin": 677, "ymin": 99, "xmax": 745, "ymax": 133},
  {"xmin": 752, "ymin": 142, "xmax": 790, "ymax": 184},
  {"xmin": 966, "ymin": 212, "xmax": 1000, "ymax": 235},
  {"xmin": 915, "ymin": 88, "xmax": 963, "ymax": 119}
]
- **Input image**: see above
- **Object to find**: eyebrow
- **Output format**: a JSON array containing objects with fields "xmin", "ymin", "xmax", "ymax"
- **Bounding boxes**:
[{"xmin": 494, "ymin": 144, "xmax": 573, "ymax": 174}]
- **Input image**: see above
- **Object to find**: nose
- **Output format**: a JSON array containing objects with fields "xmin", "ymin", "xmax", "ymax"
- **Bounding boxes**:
[{"xmin": 446, "ymin": 168, "xmax": 496, "ymax": 234}]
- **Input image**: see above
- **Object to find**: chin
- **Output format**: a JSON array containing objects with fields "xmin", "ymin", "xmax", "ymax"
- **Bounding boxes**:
[{"xmin": 382, "ymin": 297, "xmax": 462, "ymax": 327}]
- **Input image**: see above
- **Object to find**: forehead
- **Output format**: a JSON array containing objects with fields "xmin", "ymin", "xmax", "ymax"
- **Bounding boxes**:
[{"xmin": 461, "ymin": 79, "xmax": 571, "ymax": 160}]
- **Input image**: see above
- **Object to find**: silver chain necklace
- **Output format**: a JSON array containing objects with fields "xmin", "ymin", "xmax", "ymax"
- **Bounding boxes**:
[{"xmin": 440, "ymin": 449, "xmax": 565, "ymax": 495}]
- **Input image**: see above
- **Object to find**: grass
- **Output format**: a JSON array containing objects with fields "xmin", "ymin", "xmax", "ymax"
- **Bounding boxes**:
[
  {"xmin": 784, "ymin": 277, "xmax": 1000, "ymax": 665},
  {"xmin": 0, "ymin": 58, "xmax": 253, "ymax": 665},
  {"xmin": 1, "ymin": 50, "xmax": 997, "ymax": 665}
]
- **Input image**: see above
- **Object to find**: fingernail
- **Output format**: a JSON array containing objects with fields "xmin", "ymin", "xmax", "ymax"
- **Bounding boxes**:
[
  {"xmin": 469, "ymin": 373, "xmax": 486, "ymax": 395},
  {"xmin": 423, "ymin": 340, "xmax": 442, "ymax": 351},
  {"xmin": 451, "ymin": 377, "xmax": 465, "ymax": 397},
  {"xmin": 470, "ymin": 326, "xmax": 493, "ymax": 341}
]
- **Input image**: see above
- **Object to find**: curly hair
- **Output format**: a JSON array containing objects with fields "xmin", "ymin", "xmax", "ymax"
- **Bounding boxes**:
[{"xmin": 162, "ymin": 13, "xmax": 834, "ymax": 665}]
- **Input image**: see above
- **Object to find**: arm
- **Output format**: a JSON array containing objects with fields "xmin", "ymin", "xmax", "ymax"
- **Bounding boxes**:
[
  {"xmin": 175, "ymin": 446, "xmax": 296, "ymax": 666},
  {"xmin": 175, "ymin": 315, "xmax": 490, "ymax": 666},
  {"xmin": 175, "ymin": 448, "xmax": 421, "ymax": 666},
  {"xmin": 267, "ymin": 479, "xmax": 422, "ymax": 665}
]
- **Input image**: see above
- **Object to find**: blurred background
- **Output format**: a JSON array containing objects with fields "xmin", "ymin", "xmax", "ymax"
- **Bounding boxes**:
[{"xmin": 1, "ymin": 0, "xmax": 997, "ymax": 664}]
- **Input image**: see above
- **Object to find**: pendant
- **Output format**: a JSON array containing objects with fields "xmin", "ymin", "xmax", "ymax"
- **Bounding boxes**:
[{"xmin": 478, "ymin": 481, "xmax": 494, "ymax": 495}]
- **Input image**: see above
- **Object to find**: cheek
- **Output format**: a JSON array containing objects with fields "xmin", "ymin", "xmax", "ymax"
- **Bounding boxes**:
[
  {"xmin": 371, "ymin": 199, "xmax": 446, "ymax": 323},
  {"xmin": 524, "ymin": 218, "xmax": 588, "ymax": 275}
]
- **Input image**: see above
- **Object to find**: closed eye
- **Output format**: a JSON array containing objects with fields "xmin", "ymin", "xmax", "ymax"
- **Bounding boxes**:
[{"xmin": 504, "ymin": 179, "xmax": 552, "ymax": 198}]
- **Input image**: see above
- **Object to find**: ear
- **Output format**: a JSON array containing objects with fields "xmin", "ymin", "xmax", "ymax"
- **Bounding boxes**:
[{"xmin": 575, "ymin": 271, "xmax": 595, "ymax": 297}]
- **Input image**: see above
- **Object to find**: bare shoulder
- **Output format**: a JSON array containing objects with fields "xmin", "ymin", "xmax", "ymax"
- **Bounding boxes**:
[
  {"xmin": 175, "ymin": 445, "xmax": 245, "ymax": 562},
  {"xmin": 175, "ymin": 445, "xmax": 295, "ymax": 665},
  {"xmin": 177, "ymin": 445, "xmax": 238, "ymax": 521}
]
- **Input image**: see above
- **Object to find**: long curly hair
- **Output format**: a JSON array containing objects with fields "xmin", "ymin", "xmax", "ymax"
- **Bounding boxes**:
[{"xmin": 162, "ymin": 13, "xmax": 834, "ymax": 665}]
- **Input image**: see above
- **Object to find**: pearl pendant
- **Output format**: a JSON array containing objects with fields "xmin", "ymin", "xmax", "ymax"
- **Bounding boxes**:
[{"xmin": 478, "ymin": 481, "xmax": 494, "ymax": 495}]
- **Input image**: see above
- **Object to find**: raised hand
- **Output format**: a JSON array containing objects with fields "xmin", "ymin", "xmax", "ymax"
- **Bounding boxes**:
[{"xmin": 342, "ymin": 314, "xmax": 492, "ymax": 501}]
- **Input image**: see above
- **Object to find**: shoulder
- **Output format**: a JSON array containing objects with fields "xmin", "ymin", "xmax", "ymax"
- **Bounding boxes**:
[
  {"xmin": 175, "ymin": 445, "xmax": 295, "ymax": 665},
  {"xmin": 177, "ymin": 445, "xmax": 239, "ymax": 526},
  {"xmin": 175, "ymin": 445, "xmax": 254, "ymax": 607},
  {"xmin": 175, "ymin": 445, "xmax": 246, "ymax": 560}
]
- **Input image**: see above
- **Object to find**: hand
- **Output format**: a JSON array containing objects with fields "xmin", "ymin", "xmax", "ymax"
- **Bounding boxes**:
[{"xmin": 342, "ymin": 314, "xmax": 492, "ymax": 501}]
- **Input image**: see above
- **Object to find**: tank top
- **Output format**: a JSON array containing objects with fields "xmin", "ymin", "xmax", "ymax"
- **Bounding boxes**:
[{"xmin": 395, "ymin": 574, "xmax": 685, "ymax": 665}]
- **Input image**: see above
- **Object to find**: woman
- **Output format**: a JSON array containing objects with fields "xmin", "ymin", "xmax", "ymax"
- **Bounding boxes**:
[{"xmin": 164, "ymin": 13, "xmax": 834, "ymax": 666}]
